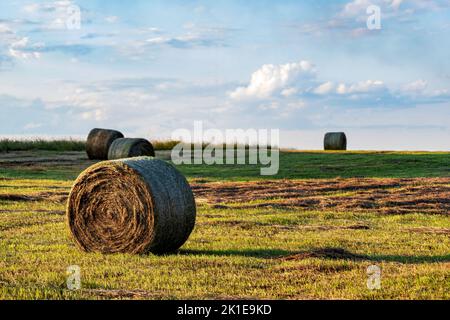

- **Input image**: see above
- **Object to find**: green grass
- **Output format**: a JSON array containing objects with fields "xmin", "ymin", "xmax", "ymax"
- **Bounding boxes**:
[
  {"xmin": 0, "ymin": 150, "xmax": 449, "ymax": 300},
  {"xmin": 0, "ymin": 139, "xmax": 181, "ymax": 152},
  {"xmin": 0, "ymin": 139, "xmax": 86, "ymax": 152},
  {"xmin": 0, "ymin": 150, "xmax": 448, "ymax": 181},
  {"xmin": 0, "ymin": 139, "xmax": 274, "ymax": 153},
  {"xmin": 176, "ymin": 151, "xmax": 450, "ymax": 181}
]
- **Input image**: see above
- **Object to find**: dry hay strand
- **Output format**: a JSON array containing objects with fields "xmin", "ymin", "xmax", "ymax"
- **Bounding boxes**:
[
  {"xmin": 0, "ymin": 194, "xmax": 35, "ymax": 202},
  {"xmin": 0, "ymin": 209, "xmax": 65, "ymax": 215},
  {"xmin": 67, "ymin": 157, "xmax": 196, "ymax": 254},
  {"xmin": 107, "ymin": 138, "xmax": 155, "ymax": 160},
  {"xmin": 0, "ymin": 191, "xmax": 67, "ymax": 203},
  {"xmin": 192, "ymin": 178, "xmax": 450, "ymax": 215},
  {"xmin": 86, "ymin": 128, "xmax": 124, "ymax": 160},
  {"xmin": 324, "ymin": 132, "xmax": 347, "ymax": 150},
  {"xmin": 406, "ymin": 227, "xmax": 450, "ymax": 235}
]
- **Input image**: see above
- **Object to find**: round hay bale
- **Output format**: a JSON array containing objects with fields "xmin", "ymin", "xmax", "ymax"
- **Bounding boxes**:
[
  {"xmin": 67, "ymin": 157, "xmax": 196, "ymax": 254},
  {"xmin": 324, "ymin": 132, "xmax": 347, "ymax": 150},
  {"xmin": 86, "ymin": 128, "xmax": 124, "ymax": 160},
  {"xmin": 107, "ymin": 138, "xmax": 155, "ymax": 160}
]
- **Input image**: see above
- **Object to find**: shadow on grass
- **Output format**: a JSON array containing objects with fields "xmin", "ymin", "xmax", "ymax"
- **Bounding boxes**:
[
  {"xmin": 364, "ymin": 254, "xmax": 450, "ymax": 264},
  {"xmin": 180, "ymin": 247, "xmax": 450, "ymax": 264},
  {"xmin": 180, "ymin": 248, "xmax": 292, "ymax": 258}
]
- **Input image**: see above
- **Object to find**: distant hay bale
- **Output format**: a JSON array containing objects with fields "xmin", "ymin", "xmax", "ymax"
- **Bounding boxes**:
[
  {"xmin": 107, "ymin": 138, "xmax": 155, "ymax": 160},
  {"xmin": 67, "ymin": 157, "xmax": 196, "ymax": 254},
  {"xmin": 86, "ymin": 128, "xmax": 124, "ymax": 160},
  {"xmin": 324, "ymin": 132, "xmax": 347, "ymax": 150}
]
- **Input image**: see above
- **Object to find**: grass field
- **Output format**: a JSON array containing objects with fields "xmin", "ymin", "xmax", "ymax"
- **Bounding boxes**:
[
  {"xmin": 0, "ymin": 139, "xmax": 209, "ymax": 153},
  {"xmin": 0, "ymin": 149, "xmax": 449, "ymax": 300}
]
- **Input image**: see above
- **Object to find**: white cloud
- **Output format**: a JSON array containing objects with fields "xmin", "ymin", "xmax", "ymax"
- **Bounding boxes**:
[
  {"xmin": 228, "ymin": 59, "xmax": 439, "ymax": 119},
  {"xmin": 23, "ymin": 4, "xmax": 41, "ymax": 13},
  {"xmin": 341, "ymin": 0, "xmax": 449, "ymax": 19},
  {"xmin": 22, "ymin": 0, "xmax": 81, "ymax": 31},
  {"xmin": 336, "ymin": 83, "xmax": 348, "ymax": 95},
  {"xmin": 402, "ymin": 79, "xmax": 427, "ymax": 93},
  {"xmin": 314, "ymin": 81, "xmax": 335, "ymax": 95},
  {"xmin": 336, "ymin": 80, "xmax": 385, "ymax": 94},
  {"xmin": 146, "ymin": 37, "xmax": 167, "ymax": 45},
  {"xmin": 81, "ymin": 109, "xmax": 105, "ymax": 121},
  {"xmin": 342, "ymin": 0, "xmax": 404, "ymax": 17},
  {"xmin": 230, "ymin": 61, "xmax": 315, "ymax": 100},
  {"xmin": 24, "ymin": 0, "xmax": 75, "ymax": 14},
  {"xmin": 432, "ymin": 88, "xmax": 449, "ymax": 96},
  {"xmin": 281, "ymin": 87, "xmax": 298, "ymax": 97},
  {"xmin": 144, "ymin": 30, "xmax": 228, "ymax": 49},
  {"xmin": 342, "ymin": 0, "xmax": 372, "ymax": 17},
  {"xmin": 0, "ymin": 23, "xmax": 13, "ymax": 34},
  {"xmin": 390, "ymin": 0, "xmax": 404, "ymax": 10},
  {"xmin": 226, "ymin": 58, "xmax": 448, "ymax": 130},
  {"xmin": 8, "ymin": 37, "xmax": 42, "ymax": 59}
]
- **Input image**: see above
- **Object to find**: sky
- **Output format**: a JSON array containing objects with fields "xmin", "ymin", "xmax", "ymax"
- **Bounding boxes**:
[{"xmin": 0, "ymin": 0, "xmax": 449, "ymax": 150}]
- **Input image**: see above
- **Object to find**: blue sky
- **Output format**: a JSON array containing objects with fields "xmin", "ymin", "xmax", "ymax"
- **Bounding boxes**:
[{"xmin": 0, "ymin": 0, "xmax": 449, "ymax": 150}]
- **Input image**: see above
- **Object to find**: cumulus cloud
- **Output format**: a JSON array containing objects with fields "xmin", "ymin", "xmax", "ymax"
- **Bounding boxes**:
[
  {"xmin": 227, "ymin": 59, "xmax": 445, "ymax": 117},
  {"xmin": 230, "ymin": 61, "xmax": 315, "ymax": 100},
  {"xmin": 230, "ymin": 60, "xmax": 389, "ymax": 102}
]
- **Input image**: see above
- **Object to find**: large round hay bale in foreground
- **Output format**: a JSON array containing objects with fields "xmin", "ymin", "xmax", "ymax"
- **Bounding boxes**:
[
  {"xmin": 67, "ymin": 157, "xmax": 196, "ymax": 254},
  {"xmin": 86, "ymin": 128, "xmax": 124, "ymax": 160},
  {"xmin": 108, "ymin": 138, "xmax": 155, "ymax": 160},
  {"xmin": 324, "ymin": 132, "xmax": 347, "ymax": 150}
]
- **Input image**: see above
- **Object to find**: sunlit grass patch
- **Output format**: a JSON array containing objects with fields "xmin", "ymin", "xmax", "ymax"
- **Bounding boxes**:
[{"xmin": 0, "ymin": 151, "xmax": 449, "ymax": 299}]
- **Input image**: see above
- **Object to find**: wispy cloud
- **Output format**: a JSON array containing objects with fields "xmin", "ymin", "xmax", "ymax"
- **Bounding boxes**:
[{"xmin": 295, "ymin": 0, "xmax": 450, "ymax": 37}]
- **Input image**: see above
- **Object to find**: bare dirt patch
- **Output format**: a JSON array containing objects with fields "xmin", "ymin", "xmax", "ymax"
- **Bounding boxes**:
[
  {"xmin": 193, "ymin": 178, "xmax": 450, "ymax": 214},
  {"xmin": 81, "ymin": 289, "xmax": 168, "ymax": 299}
]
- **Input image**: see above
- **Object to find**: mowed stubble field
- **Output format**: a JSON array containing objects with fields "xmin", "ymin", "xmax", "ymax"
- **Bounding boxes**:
[{"xmin": 0, "ymin": 149, "xmax": 449, "ymax": 300}]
